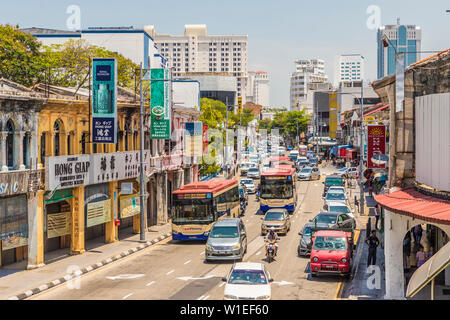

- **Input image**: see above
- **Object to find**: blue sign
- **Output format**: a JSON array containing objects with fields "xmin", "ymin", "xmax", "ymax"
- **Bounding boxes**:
[{"xmin": 93, "ymin": 117, "xmax": 115, "ymax": 143}]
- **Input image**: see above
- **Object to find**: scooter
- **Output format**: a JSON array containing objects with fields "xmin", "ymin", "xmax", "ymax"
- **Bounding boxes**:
[
  {"xmin": 256, "ymin": 190, "xmax": 260, "ymax": 202},
  {"xmin": 265, "ymin": 239, "xmax": 277, "ymax": 263},
  {"xmin": 240, "ymin": 200, "xmax": 246, "ymax": 214}
]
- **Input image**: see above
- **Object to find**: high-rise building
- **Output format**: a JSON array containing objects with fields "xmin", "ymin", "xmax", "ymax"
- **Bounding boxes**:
[
  {"xmin": 290, "ymin": 59, "xmax": 329, "ymax": 113},
  {"xmin": 150, "ymin": 25, "xmax": 248, "ymax": 102},
  {"xmin": 335, "ymin": 54, "xmax": 364, "ymax": 85},
  {"xmin": 377, "ymin": 23, "xmax": 421, "ymax": 79},
  {"xmin": 246, "ymin": 71, "xmax": 269, "ymax": 108}
]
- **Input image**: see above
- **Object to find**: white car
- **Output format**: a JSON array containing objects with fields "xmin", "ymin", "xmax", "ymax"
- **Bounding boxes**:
[
  {"xmin": 327, "ymin": 186, "xmax": 346, "ymax": 194},
  {"xmin": 247, "ymin": 167, "xmax": 261, "ymax": 179},
  {"xmin": 223, "ymin": 262, "xmax": 273, "ymax": 300},
  {"xmin": 240, "ymin": 179, "xmax": 256, "ymax": 193},
  {"xmin": 323, "ymin": 201, "xmax": 355, "ymax": 218}
]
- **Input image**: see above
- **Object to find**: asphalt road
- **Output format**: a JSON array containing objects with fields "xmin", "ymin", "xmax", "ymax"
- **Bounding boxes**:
[{"xmin": 31, "ymin": 162, "xmax": 347, "ymax": 300}]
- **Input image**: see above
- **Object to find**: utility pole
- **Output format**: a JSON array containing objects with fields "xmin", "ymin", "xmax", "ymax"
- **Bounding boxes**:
[
  {"xmin": 225, "ymin": 96, "xmax": 229, "ymax": 171},
  {"xmin": 359, "ymin": 80, "xmax": 365, "ymax": 215},
  {"xmin": 139, "ymin": 63, "xmax": 146, "ymax": 241}
]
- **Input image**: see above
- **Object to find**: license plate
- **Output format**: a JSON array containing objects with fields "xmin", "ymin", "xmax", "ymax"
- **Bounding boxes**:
[{"xmin": 325, "ymin": 265, "xmax": 335, "ymax": 269}]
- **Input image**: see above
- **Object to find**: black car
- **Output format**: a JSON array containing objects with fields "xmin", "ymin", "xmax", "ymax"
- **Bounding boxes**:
[{"xmin": 297, "ymin": 223, "xmax": 313, "ymax": 257}]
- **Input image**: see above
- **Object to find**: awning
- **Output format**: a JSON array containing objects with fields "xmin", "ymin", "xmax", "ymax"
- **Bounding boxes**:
[
  {"xmin": 374, "ymin": 188, "xmax": 450, "ymax": 225},
  {"xmin": 406, "ymin": 241, "xmax": 450, "ymax": 298},
  {"xmin": 363, "ymin": 104, "xmax": 389, "ymax": 118}
]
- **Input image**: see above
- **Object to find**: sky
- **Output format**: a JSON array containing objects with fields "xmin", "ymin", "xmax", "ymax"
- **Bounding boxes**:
[{"xmin": 1, "ymin": 0, "xmax": 449, "ymax": 108}]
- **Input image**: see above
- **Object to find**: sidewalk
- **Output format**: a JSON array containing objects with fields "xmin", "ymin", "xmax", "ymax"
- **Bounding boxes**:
[{"xmin": 0, "ymin": 223, "xmax": 171, "ymax": 300}]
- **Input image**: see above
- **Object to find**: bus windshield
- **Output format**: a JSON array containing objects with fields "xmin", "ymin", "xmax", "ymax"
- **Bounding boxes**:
[
  {"xmin": 260, "ymin": 179, "xmax": 293, "ymax": 199},
  {"xmin": 172, "ymin": 198, "xmax": 214, "ymax": 224}
]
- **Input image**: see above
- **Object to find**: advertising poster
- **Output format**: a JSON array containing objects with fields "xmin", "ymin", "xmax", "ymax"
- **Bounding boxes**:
[
  {"xmin": 151, "ymin": 68, "xmax": 171, "ymax": 139},
  {"xmin": 120, "ymin": 194, "xmax": 140, "ymax": 219},
  {"xmin": 86, "ymin": 200, "xmax": 111, "ymax": 227},
  {"xmin": 367, "ymin": 125, "xmax": 386, "ymax": 169},
  {"xmin": 185, "ymin": 122, "xmax": 203, "ymax": 157},
  {"xmin": 2, "ymin": 236, "xmax": 28, "ymax": 251},
  {"xmin": 92, "ymin": 58, "xmax": 117, "ymax": 144},
  {"xmin": 47, "ymin": 212, "xmax": 71, "ymax": 239}
]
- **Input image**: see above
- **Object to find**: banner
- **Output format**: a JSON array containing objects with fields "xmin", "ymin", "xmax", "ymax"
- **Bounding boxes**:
[
  {"xmin": 367, "ymin": 125, "xmax": 386, "ymax": 168},
  {"xmin": 92, "ymin": 58, "xmax": 117, "ymax": 143},
  {"xmin": 202, "ymin": 124, "xmax": 209, "ymax": 155},
  {"xmin": 120, "ymin": 194, "xmax": 140, "ymax": 219},
  {"xmin": 151, "ymin": 68, "xmax": 171, "ymax": 139},
  {"xmin": 47, "ymin": 212, "xmax": 71, "ymax": 239},
  {"xmin": 396, "ymin": 52, "xmax": 405, "ymax": 113},
  {"xmin": 2, "ymin": 236, "xmax": 27, "ymax": 251},
  {"xmin": 237, "ymin": 97, "xmax": 242, "ymax": 113},
  {"xmin": 185, "ymin": 122, "xmax": 203, "ymax": 157},
  {"xmin": 329, "ymin": 92, "xmax": 338, "ymax": 138},
  {"xmin": 86, "ymin": 200, "xmax": 111, "ymax": 227}
]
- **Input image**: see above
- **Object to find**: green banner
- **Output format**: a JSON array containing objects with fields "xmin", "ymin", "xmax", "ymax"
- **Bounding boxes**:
[{"xmin": 150, "ymin": 68, "xmax": 171, "ymax": 139}]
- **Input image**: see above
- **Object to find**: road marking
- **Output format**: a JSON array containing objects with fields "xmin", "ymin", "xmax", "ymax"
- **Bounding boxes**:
[
  {"xmin": 200, "ymin": 251, "xmax": 204, "ymax": 255},
  {"xmin": 256, "ymin": 251, "xmax": 261, "ymax": 256},
  {"xmin": 184, "ymin": 260, "xmax": 191, "ymax": 265},
  {"xmin": 203, "ymin": 295, "xmax": 210, "ymax": 300},
  {"xmin": 106, "ymin": 274, "xmax": 144, "ymax": 280},
  {"xmin": 219, "ymin": 282, "xmax": 226, "ymax": 287},
  {"xmin": 166, "ymin": 270, "xmax": 175, "ymax": 275},
  {"xmin": 177, "ymin": 275, "xmax": 216, "ymax": 281},
  {"xmin": 272, "ymin": 280, "xmax": 294, "ymax": 286},
  {"xmin": 197, "ymin": 295, "xmax": 205, "ymax": 300},
  {"xmin": 146, "ymin": 281, "xmax": 155, "ymax": 287},
  {"xmin": 123, "ymin": 293, "xmax": 133, "ymax": 299}
]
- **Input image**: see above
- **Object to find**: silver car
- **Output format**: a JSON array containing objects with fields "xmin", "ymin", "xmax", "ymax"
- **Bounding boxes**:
[
  {"xmin": 240, "ymin": 179, "xmax": 256, "ymax": 193},
  {"xmin": 298, "ymin": 167, "xmax": 320, "ymax": 181},
  {"xmin": 205, "ymin": 218, "xmax": 248, "ymax": 262},
  {"xmin": 247, "ymin": 167, "xmax": 260, "ymax": 179}
]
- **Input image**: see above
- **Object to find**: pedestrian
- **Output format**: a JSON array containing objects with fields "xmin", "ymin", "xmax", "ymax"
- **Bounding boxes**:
[
  {"xmin": 416, "ymin": 246, "xmax": 426, "ymax": 267},
  {"xmin": 403, "ymin": 233, "xmax": 411, "ymax": 271},
  {"xmin": 365, "ymin": 230, "xmax": 380, "ymax": 267},
  {"xmin": 374, "ymin": 204, "xmax": 381, "ymax": 230},
  {"xmin": 426, "ymin": 246, "xmax": 434, "ymax": 260},
  {"xmin": 368, "ymin": 179, "xmax": 374, "ymax": 196},
  {"xmin": 414, "ymin": 225, "xmax": 423, "ymax": 246}
]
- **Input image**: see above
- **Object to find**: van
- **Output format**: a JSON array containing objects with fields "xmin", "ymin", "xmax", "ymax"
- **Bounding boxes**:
[{"xmin": 205, "ymin": 218, "xmax": 248, "ymax": 262}]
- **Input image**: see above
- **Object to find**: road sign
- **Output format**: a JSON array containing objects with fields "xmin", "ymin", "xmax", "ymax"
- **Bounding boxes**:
[{"xmin": 237, "ymin": 97, "xmax": 242, "ymax": 113}]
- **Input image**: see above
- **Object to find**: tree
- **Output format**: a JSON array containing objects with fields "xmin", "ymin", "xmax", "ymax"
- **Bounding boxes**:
[
  {"xmin": 199, "ymin": 98, "xmax": 226, "ymax": 129},
  {"xmin": 258, "ymin": 110, "xmax": 310, "ymax": 139},
  {"xmin": 0, "ymin": 24, "xmax": 46, "ymax": 86}
]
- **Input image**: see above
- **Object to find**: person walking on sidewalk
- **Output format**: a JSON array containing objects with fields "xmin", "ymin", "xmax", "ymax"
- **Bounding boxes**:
[
  {"xmin": 374, "ymin": 204, "xmax": 381, "ymax": 230},
  {"xmin": 365, "ymin": 230, "xmax": 380, "ymax": 267}
]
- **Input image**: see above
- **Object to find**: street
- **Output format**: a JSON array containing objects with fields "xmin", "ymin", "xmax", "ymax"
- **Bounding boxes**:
[{"xmin": 30, "ymin": 163, "xmax": 350, "ymax": 300}]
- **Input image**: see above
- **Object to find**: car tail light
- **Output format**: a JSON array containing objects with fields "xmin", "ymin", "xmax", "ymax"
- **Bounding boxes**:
[{"xmin": 312, "ymin": 257, "xmax": 318, "ymax": 262}]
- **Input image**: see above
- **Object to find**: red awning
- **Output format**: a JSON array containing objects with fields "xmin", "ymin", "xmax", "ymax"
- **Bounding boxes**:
[
  {"xmin": 374, "ymin": 188, "xmax": 450, "ymax": 225},
  {"xmin": 363, "ymin": 104, "xmax": 389, "ymax": 118}
]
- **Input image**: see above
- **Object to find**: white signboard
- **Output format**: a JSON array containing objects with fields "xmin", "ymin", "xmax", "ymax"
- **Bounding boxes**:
[
  {"xmin": 46, "ymin": 150, "xmax": 150, "ymax": 191},
  {"xmin": 396, "ymin": 52, "xmax": 405, "ymax": 113}
]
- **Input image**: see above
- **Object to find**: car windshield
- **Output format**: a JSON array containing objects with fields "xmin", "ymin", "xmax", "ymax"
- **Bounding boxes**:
[
  {"xmin": 229, "ymin": 269, "xmax": 268, "ymax": 285},
  {"xmin": 301, "ymin": 168, "xmax": 312, "ymax": 173},
  {"xmin": 314, "ymin": 214, "xmax": 337, "ymax": 224},
  {"xmin": 325, "ymin": 178, "xmax": 343, "ymax": 186},
  {"xmin": 240, "ymin": 180, "xmax": 253, "ymax": 185},
  {"xmin": 329, "ymin": 206, "xmax": 350, "ymax": 213},
  {"xmin": 313, "ymin": 236, "xmax": 348, "ymax": 251},
  {"xmin": 264, "ymin": 211, "xmax": 284, "ymax": 221},
  {"xmin": 326, "ymin": 193, "xmax": 346, "ymax": 201},
  {"xmin": 248, "ymin": 168, "xmax": 259, "ymax": 172},
  {"xmin": 209, "ymin": 226, "xmax": 239, "ymax": 238}
]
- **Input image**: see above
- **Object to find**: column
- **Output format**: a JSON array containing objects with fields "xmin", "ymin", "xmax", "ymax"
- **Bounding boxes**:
[
  {"xmin": 156, "ymin": 172, "xmax": 167, "ymax": 224},
  {"xmin": 70, "ymin": 186, "xmax": 86, "ymax": 255},
  {"xmin": 105, "ymin": 181, "xmax": 118, "ymax": 243},
  {"xmin": 60, "ymin": 132, "xmax": 68, "ymax": 155},
  {"xmin": 0, "ymin": 131, "xmax": 8, "ymax": 172},
  {"xmin": 16, "ymin": 131, "xmax": 26, "ymax": 170},
  {"xmin": 147, "ymin": 180, "xmax": 154, "ymax": 229},
  {"xmin": 384, "ymin": 209, "xmax": 406, "ymax": 299},
  {"xmin": 26, "ymin": 190, "xmax": 45, "ymax": 269}
]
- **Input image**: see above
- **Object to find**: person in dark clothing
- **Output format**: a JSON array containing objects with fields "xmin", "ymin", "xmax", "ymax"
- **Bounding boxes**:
[
  {"xmin": 365, "ymin": 230, "xmax": 380, "ymax": 267},
  {"xmin": 403, "ymin": 232, "xmax": 412, "ymax": 271},
  {"xmin": 413, "ymin": 225, "xmax": 423, "ymax": 246}
]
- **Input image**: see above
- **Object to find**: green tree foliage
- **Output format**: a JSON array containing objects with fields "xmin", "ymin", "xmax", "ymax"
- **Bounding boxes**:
[
  {"xmin": 0, "ymin": 24, "xmax": 46, "ymax": 86},
  {"xmin": 258, "ymin": 110, "xmax": 310, "ymax": 138},
  {"xmin": 199, "ymin": 98, "xmax": 255, "ymax": 129},
  {"xmin": 199, "ymin": 158, "xmax": 221, "ymax": 176},
  {"xmin": 42, "ymin": 39, "xmax": 138, "ymax": 89}
]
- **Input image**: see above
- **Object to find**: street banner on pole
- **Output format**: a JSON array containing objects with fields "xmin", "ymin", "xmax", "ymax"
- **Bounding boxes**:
[
  {"xmin": 151, "ymin": 68, "xmax": 171, "ymax": 139},
  {"xmin": 237, "ymin": 97, "xmax": 242, "ymax": 113},
  {"xmin": 92, "ymin": 58, "xmax": 117, "ymax": 143},
  {"xmin": 367, "ymin": 125, "xmax": 386, "ymax": 168},
  {"xmin": 202, "ymin": 123, "xmax": 209, "ymax": 155},
  {"xmin": 329, "ymin": 92, "xmax": 338, "ymax": 139},
  {"xmin": 396, "ymin": 52, "xmax": 405, "ymax": 113},
  {"xmin": 185, "ymin": 121, "xmax": 203, "ymax": 157}
]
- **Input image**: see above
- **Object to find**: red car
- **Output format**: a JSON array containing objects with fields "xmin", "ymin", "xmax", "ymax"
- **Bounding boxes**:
[{"xmin": 310, "ymin": 230, "xmax": 352, "ymax": 278}]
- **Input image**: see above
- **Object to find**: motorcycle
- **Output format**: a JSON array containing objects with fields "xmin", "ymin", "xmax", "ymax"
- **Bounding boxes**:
[
  {"xmin": 240, "ymin": 199, "xmax": 246, "ymax": 214},
  {"xmin": 265, "ymin": 239, "xmax": 277, "ymax": 263},
  {"xmin": 256, "ymin": 190, "xmax": 260, "ymax": 202}
]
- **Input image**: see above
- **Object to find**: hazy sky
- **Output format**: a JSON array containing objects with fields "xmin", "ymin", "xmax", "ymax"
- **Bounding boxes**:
[{"xmin": 1, "ymin": 0, "xmax": 449, "ymax": 107}]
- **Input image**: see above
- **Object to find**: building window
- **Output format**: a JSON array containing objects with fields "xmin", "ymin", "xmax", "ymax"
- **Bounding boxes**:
[
  {"xmin": 6, "ymin": 120, "xmax": 14, "ymax": 169},
  {"xmin": 67, "ymin": 133, "xmax": 71, "ymax": 155},
  {"xmin": 53, "ymin": 120, "xmax": 61, "ymax": 156},
  {"xmin": 81, "ymin": 132, "xmax": 87, "ymax": 154},
  {"xmin": 23, "ymin": 133, "xmax": 29, "ymax": 168}
]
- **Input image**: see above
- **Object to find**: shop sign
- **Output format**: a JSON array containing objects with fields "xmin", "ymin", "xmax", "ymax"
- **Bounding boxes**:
[
  {"xmin": 185, "ymin": 122, "xmax": 203, "ymax": 157},
  {"xmin": 86, "ymin": 200, "xmax": 111, "ymax": 227},
  {"xmin": 150, "ymin": 68, "xmax": 171, "ymax": 139},
  {"xmin": 92, "ymin": 58, "xmax": 117, "ymax": 143},
  {"xmin": 120, "ymin": 194, "xmax": 140, "ymax": 219},
  {"xmin": 2, "ymin": 236, "xmax": 28, "ymax": 251},
  {"xmin": 0, "ymin": 171, "xmax": 29, "ymax": 197},
  {"xmin": 47, "ymin": 212, "xmax": 71, "ymax": 239},
  {"xmin": 46, "ymin": 150, "xmax": 150, "ymax": 191},
  {"xmin": 367, "ymin": 125, "xmax": 386, "ymax": 169}
]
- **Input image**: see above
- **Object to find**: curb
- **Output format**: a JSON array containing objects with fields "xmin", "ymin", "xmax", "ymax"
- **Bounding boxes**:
[{"xmin": 7, "ymin": 232, "xmax": 172, "ymax": 300}]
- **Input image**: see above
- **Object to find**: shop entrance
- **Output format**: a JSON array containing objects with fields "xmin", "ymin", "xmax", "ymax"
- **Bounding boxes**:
[{"xmin": 44, "ymin": 200, "xmax": 71, "ymax": 254}]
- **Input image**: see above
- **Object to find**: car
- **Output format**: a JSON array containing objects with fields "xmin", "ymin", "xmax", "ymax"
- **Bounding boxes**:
[
  {"xmin": 247, "ymin": 167, "xmax": 261, "ymax": 179},
  {"xmin": 324, "ymin": 201, "xmax": 355, "ymax": 218},
  {"xmin": 308, "ymin": 158, "xmax": 318, "ymax": 167},
  {"xmin": 310, "ymin": 211, "xmax": 356, "ymax": 232},
  {"xmin": 310, "ymin": 230, "xmax": 353, "ymax": 278},
  {"xmin": 298, "ymin": 167, "xmax": 320, "ymax": 180},
  {"xmin": 222, "ymin": 262, "xmax": 273, "ymax": 300},
  {"xmin": 249, "ymin": 154, "xmax": 260, "ymax": 164},
  {"xmin": 323, "ymin": 175, "xmax": 344, "ymax": 196},
  {"xmin": 240, "ymin": 162, "xmax": 253, "ymax": 176},
  {"xmin": 323, "ymin": 190, "xmax": 350, "ymax": 208},
  {"xmin": 287, "ymin": 145, "xmax": 294, "ymax": 151},
  {"xmin": 262, "ymin": 163, "xmax": 270, "ymax": 173},
  {"xmin": 205, "ymin": 218, "xmax": 248, "ymax": 262},
  {"xmin": 297, "ymin": 223, "xmax": 313, "ymax": 257},
  {"xmin": 240, "ymin": 179, "xmax": 256, "ymax": 193},
  {"xmin": 345, "ymin": 167, "xmax": 359, "ymax": 178},
  {"xmin": 297, "ymin": 160, "xmax": 310, "ymax": 170},
  {"xmin": 333, "ymin": 167, "xmax": 355, "ymax": 177},
  {"xmin": 261, "ymin": 209, "xmax": 291, "ymax": 236},
  {"xmin": 327, "ymin": 186, "xmax": 346, "ymax": 194}
]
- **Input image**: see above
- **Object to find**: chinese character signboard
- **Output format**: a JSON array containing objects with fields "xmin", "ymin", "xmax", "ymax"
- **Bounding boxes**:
[
  {"xmin": 367, "ymin": 125, "xmax": 386, "ymax": 169},
  {"xmin": 92, "ymin": 58, "xmax": 117, "ymax": 143},
  {"xmin": 238, "ymin": 97, "xmax": 242, "ymax": 113},
  {"xmin": 151, "ymin": 68, "xmax": 171, "ymax": 139}
]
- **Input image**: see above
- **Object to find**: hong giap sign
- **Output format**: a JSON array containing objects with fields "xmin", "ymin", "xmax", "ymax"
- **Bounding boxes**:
[{"xmin": 45, "ymin": 150, "xmax": 150, "ymax": 191}]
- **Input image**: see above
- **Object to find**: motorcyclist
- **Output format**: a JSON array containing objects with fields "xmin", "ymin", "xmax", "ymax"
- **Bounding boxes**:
[{"xmin": 265, "ymin": 229, "xmax": 279, "ymax": 256}]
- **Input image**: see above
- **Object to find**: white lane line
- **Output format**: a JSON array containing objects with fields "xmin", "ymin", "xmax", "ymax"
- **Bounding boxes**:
[
  {"xmin": 200, "ymin": 251, "xmax": 205, "ymax": 255},
  {"xmin": 203, "ymin": 295, "xmax": 210, "ymax": 300},
  {"xmin": 146, "ymin": 281, "xmax": 155, "ymax": 287},
  {"xmin": 123, "ymin": 293, "xmax": 133, "ymax": 299},
  {"xmin": 184, "ymin": 260, "xmax": 191, "ymax": 265},
  {"xmin": 219, "ymin": 282, "xmax": 226, "ymax": 287},
  {"xmin": 166, "ymin": 270, "xmax": 175, "ymax": 275},
  {"xmin": 197, "ymin": 295, "xmax": 205, "ymax": 300},
  {"xmin": 256, "ymin": 251, "xmax": 261, "ymax": 256}
]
